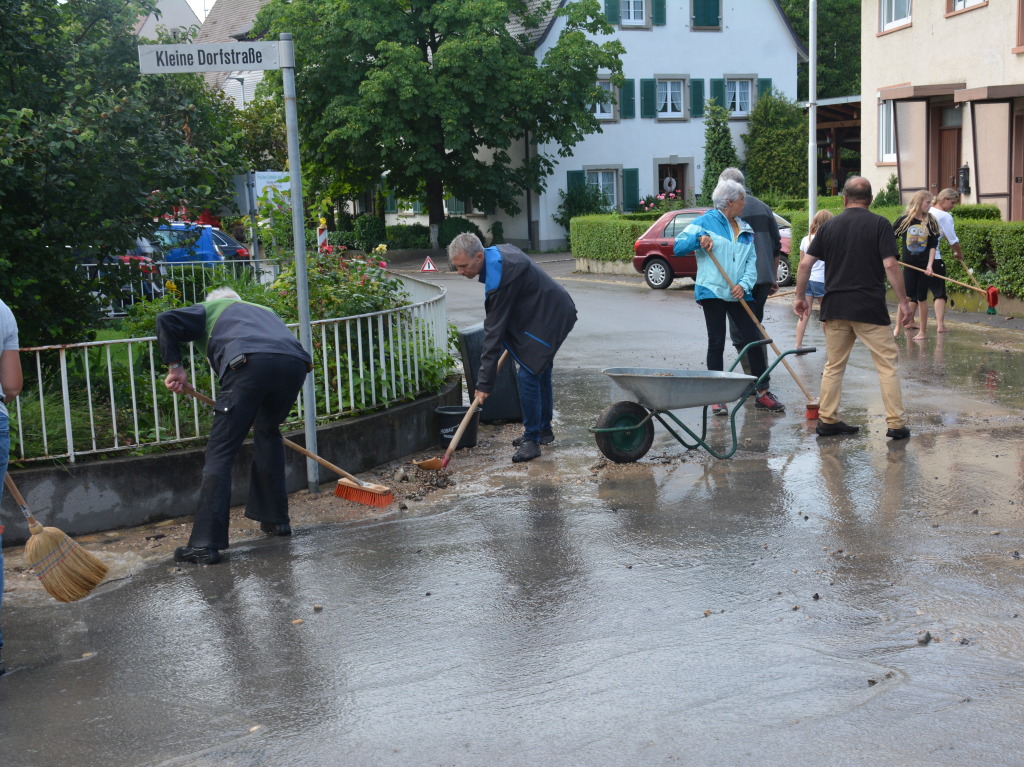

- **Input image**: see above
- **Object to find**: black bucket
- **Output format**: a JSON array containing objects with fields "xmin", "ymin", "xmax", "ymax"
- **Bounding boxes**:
[{"xmin": 436, "ymin": 405, "xmax": 479, "ymax": 449}]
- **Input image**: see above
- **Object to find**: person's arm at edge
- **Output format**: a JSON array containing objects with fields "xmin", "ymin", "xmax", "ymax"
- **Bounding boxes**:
[
  {"xmin": 0, "ymin": 349, "xmax": 22, "ymax": 404},
  {"xmin": 156, "ymin": 305, "xmax": 206, "ymax": 393},
  {"xmin": 793, "ymin": 251, "xmax": 817, "ymax": 319}
]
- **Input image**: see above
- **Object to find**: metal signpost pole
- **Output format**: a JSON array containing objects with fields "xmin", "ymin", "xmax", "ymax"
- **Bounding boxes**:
[
  {"xmin": 280, "ymin": 33, "xmax": 320, "ymax": 492},
  {"xmin": 808, "ymin": 0, "xmax": 818, "ymax": 220}
]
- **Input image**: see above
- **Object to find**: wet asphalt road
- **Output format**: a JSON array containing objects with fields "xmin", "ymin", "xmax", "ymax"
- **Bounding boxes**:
[{"xmin": 3, "ymin": 258, "xmax": 1024, "ymax": 766}]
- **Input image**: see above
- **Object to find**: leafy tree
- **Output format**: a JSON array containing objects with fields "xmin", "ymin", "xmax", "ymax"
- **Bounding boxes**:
[
  {"xmin": 253, "ymin": 0, "xmax": 624, "ymax": 239},
  {"xmin": 742, "ymin": 89, "xmax": 808, "ymax": 198},
  {"xmin": 697, "ymin": 100, "xmax": 740, "ymax": 205},
  {"xmin": 235, "ymin": 93, "xmax": 287, "ymax": 171},
  {"xmin": 780, "ymin": 0, "xmax": 860, "ymax": 101},
  {"xmin": 0, "ymin": 0, "xmax": 240, "ymax": 345}
]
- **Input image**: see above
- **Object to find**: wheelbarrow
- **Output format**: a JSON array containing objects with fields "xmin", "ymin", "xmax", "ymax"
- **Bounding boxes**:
[{"xmin": 590, "ymin": 340, "xmax": 816, "ymax": 462}]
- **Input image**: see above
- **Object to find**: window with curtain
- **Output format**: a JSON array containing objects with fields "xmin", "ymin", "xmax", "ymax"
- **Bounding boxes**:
[
  {"xmin": 881, "ymin": 0, "xmax": 911, "ymax": 30},
  {"xmin": 657, "ymin": 80, "xmax": 684, "ymax": 117},
  {"xmin": 726, "ymin": 79, "xmax": 751, "ymax": 115},
  {"xmin": 587, "ymin": 170, "xmax": 618, "ymax": 210},
  {"xmin": 621, "ymin": 0, "xmax": 645, "ymax": 25},
  {"xmin": 879, "ymin": 100, "xmax": 897, "ymax": 162}
]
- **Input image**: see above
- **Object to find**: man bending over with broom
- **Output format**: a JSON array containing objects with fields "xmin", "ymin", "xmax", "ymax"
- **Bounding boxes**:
[
  {"xmin": 157, "ymin": 287, "xmax": 312, "ymax": 565},
  {"xmin": 0, "ymin": 298, "xmax": 23, "ymax": 674},
  {"xmin": 448, "ymin": 233, "xmax": 577, "ymax": 463}
]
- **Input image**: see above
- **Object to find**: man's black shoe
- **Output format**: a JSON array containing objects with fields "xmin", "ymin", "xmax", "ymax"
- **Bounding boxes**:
[
  {"xmin": 886, "ymin": 426, "xmax": 911, "ymax": 440},
  {"xmin": 513, "ymin": 431, "xmax": 554, "ymax": 446},
  {"xmin": 174, "ymin": 545, "xmax": 222, "ymax": 565},
  {"xmin": 815, "ymin": 420, "xmax": 860, "ymax": 437},
  {"xmin": 512, "ymin": 440, "xmax": 542, "ymax": 463},
  {"xmin": 260, "ymin": 522, "xmax": 292, "ymax": 536}
]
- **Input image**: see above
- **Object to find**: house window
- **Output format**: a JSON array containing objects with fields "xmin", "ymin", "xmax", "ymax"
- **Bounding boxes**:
[
  {"xmin": 726, "ymin": 79, "xmax": 751, "ymax": 116},
  {"xmin": 950, "ymin": 0, "xmax": 984, "ymax": 10},
  {"xmin": 587, "ymin": 170, "xmax": 618, "ymax": 210},
  {"xmin": 594, "ymin": 81, "xmax": 615, "ymax": 120},
  {"xmin": 622, "ymin": 0, "xmax": 645, "ymax": 26},
  {"xmin": 881, "ymin": 0, "xmax": 911, "ymax": 31},
  {"xmin": 657, "ymin": 80, "xmax": 685, "ymax": 118},
  {"xmin": 879, "ymin": 100, "xmax": 897, "ymax": 162}
]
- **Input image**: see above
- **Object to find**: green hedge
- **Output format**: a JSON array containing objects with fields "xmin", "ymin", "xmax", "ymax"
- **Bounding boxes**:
[
  {"xmin": 386, "ymin": 223, "xmax": 430, "ymax": 250},
  {"xmin": 574, "ymin": 209, "xmax": 1024, "ymax": 299},
  {"xmin": 570, "ymin": 215, "xmax": 651, "ymax": 262}
]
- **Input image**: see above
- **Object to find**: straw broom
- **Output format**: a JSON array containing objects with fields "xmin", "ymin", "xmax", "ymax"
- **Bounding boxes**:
[
  {"xmin": 184, "ymin": 387, "xmax": 393, "ymax": 508},
  {"xmin": 5, "ymin": 474, "xmax": 108, "ymax": 602}
]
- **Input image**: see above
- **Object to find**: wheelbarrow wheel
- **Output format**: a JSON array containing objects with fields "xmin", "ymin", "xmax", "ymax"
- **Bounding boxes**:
[{"xmin": 594, "ymin": 401, "xmax": 654, "ymax": 463}]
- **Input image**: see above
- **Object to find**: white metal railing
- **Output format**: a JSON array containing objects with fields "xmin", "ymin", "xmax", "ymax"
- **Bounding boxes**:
[
  {"xmin": 78, "ymin": 258, "xmax": 282, "ymax": 316},
  {"xmin": 11, "ymin": 273, "xmax": 447, "ymax": 463}
]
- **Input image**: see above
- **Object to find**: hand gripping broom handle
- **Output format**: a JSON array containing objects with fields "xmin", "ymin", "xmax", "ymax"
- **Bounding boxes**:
[
  {"xmin": 900, "ymin": 261, "xmax": 987, "ymax": 295},
  {"xmin": 5, "ymin": 473, "xmax": 44, "ymax": 534},
  {"xmin": 705, "ymin": 248, "xmax": 816, "ymax": 403},
  {"xmin": 182, "ymin": 387, "xmax": 372, "ymax": 489},
  {"xmin": 441, "ymin": 349, "xmax": 510, "ymax": 468}
]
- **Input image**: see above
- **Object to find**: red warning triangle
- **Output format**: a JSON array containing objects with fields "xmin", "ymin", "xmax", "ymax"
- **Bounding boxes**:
[{"xmin": 420, "ymin": 256, "xmax": 438, "ymax": 272}]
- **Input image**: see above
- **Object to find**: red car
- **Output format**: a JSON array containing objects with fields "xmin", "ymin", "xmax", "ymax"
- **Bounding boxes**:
[{"xmin": 632, "ymin": 208, "xmax": 792, "ymax": 289}]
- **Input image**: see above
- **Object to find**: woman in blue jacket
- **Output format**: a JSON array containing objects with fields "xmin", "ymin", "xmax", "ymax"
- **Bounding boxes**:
[{"xmin": 673, "ymin": 179, "xmax": 782, "ymax": 413}]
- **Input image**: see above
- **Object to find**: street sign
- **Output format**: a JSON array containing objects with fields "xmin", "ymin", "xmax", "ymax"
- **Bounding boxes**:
[{"xmin": 138, "ymin": 42, "xmax": 280, "ymax": 74}]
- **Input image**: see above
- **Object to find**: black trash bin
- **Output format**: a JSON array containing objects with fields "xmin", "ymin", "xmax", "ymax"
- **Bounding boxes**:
[
  {"xmin": 436, "ymin": 405, "xmax": 479, "ymax": 449},
  {"xmin": 457, "ymin": 322, "xmax": 522, "ymax": 424}
]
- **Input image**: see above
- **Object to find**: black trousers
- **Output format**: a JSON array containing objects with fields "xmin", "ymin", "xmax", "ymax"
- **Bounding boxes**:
[{"xmin": 188, "ymin": 353, "xmax": 309, "ymax": 550}]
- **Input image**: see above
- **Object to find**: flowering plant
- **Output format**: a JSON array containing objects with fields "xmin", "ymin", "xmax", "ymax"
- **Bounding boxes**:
[{"xmin": 639, "ymin": 191, "xmax": 691, "ymax": 214}]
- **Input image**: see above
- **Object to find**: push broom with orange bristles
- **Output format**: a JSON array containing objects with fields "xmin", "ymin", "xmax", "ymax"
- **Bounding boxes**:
[
  {"xmin": 5, "ymin": 474, "xmax": 108, "ymax": 602},
  {"xmin": 184, "ymin": 387, "xmax": 393, "ymax": 508}
]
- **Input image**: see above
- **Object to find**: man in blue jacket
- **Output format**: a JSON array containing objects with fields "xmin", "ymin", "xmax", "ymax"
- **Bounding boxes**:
[{"xmin": 448, "ymin": 234, "xmax": 577, "ymax": 463}]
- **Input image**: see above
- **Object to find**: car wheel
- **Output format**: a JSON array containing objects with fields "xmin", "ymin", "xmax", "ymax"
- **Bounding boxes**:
[
  {"xmin": 644, "ymin": 259, "xmax": 674, "ymax": 289},
  {"xmin": 776, "ymin": 257, "xmax": 792, "ymax": 287},
  {"xmin": 594, "ymin": 401, "xmax": 655, "ymax": 463}
]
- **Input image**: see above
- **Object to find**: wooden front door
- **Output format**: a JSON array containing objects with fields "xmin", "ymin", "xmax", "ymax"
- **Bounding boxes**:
[
  {"xmin": 938, "ymin": 127, "xmax": 961, "ymax": 192},
  {"xmin": 1013, "ymin": 114, "xmax": 1024, "ymax": 221},
  {"xmin": 657, "ymin": 164, "xmax": 687, "ymax": 198}
]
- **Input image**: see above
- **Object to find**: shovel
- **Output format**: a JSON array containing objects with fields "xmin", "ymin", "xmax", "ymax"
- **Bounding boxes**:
[{"xmin": 415, "ymin": 349, "xmax": 509, "ymax": 471}]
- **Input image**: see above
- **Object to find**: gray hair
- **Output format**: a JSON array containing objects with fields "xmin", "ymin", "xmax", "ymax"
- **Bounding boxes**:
[
  {"xmin": 206, "ymin": 287, "xmax": 241, "ymax": 302},
  {"xmin": 718, "ymin": 167, "xmax": 745, "ymax": 186},
  {"xmin": 448, "ymin": 232, "xmax": 484, "ymax": 259},
  {"xmin": 711, "ymin": 179, "xmax": 745, "ymax": 211}
]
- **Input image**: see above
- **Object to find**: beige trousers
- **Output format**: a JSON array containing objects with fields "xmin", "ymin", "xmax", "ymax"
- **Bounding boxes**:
[{"xmin": 820, "ymin": 319, "xmax": 907, "ymax": 429}]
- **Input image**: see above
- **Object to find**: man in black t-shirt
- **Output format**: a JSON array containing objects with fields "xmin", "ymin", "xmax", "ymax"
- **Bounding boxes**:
[{"xmin": 794, "ymin": 177, "xmax": 914, "ymax": 440}]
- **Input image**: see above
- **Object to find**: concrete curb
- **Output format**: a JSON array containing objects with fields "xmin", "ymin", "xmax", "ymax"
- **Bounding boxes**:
[{"xmin": 1, "ymin": 379, "xmax": 461, "ymax": 545}]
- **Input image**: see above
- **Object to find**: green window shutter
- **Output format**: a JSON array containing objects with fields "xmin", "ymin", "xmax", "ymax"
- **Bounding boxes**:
[
  {"xmin": 690, "ymin": 78, "xmax": 705, "ymax": 117},
  {"xmin": 446, "ymin": 197, "xmax": 465, "ymax": 215},
  {"xmin": 412, "ymin": 201, "xmax": 423, "ymax": 213},
  {"xmin": 640, "ymin": 78, "xmax": 657, "ymax": 119},
  {"xmin": 622, "ymin": 168, "xmax": 640, "ymax": 212},
  {"xmin": 757, "ymin": 78, "xmax": 773, "ymax": 101},
  {"xmin": 653, "ymin": 0, "xmax": 666, "ymax": 25},
  {"xmin": 483, "ymin": 201, "xmax": 497, "ymax": 215},
  {"xmin": 567, "ymin": 170, "xmax": 586, "ymax": 192},
  {"xmin": 620, "ymin": 79, "xmax": 636, "ymax": 119},
  {"xmin": 385, "ymin": 194, "xmax": 398, "ymax": 214},
  {"xmin": 710, "ymin": 78, "xmax": 725, "ymax": 109},
  {"xmin": 694, "ymin": 0, "xmax": 720, "ymax": 27},
  {"xmin": 604, "ymin": 0, "xmax": 620, "ymax": 25}
]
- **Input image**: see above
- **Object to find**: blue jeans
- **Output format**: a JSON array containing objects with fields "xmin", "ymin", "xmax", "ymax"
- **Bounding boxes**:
[
  {"xmin": 517, "ymin": 363, "xmax": 553, "ymax": 444},
  {"xmin": 0, "ymin": 411, "xmax": 9, "ymax": 650}
]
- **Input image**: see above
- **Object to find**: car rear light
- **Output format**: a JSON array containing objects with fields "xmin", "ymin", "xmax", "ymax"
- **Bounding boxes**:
[{"xmin": 235, "ymin": 247, "xmax": 249, "ymax": 259}]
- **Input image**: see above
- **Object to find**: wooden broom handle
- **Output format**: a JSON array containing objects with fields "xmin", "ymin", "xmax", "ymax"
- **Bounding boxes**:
[
  {"xmin": 443, "ymin": 349, "xmax": 510, "ymax": 463},
  {"xmin": 5, "ymin": 472, "xmax": 41, "ymax": 530},
  {"xmin": 704, "ymin": 247, "xmax": 816, "ymax": 403},
  {"xmin": 181, "ymin": 386, "xmax": 365, "ymax": 487},
  {"xmin": 900, "ymin": 261, "xmax": 987, "ymax": 295}
]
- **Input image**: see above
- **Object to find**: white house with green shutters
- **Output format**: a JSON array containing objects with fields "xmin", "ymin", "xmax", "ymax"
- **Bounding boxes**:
[{"xmin": 386, "ymin": 0, "xmax": 805, "ymax": 251}]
